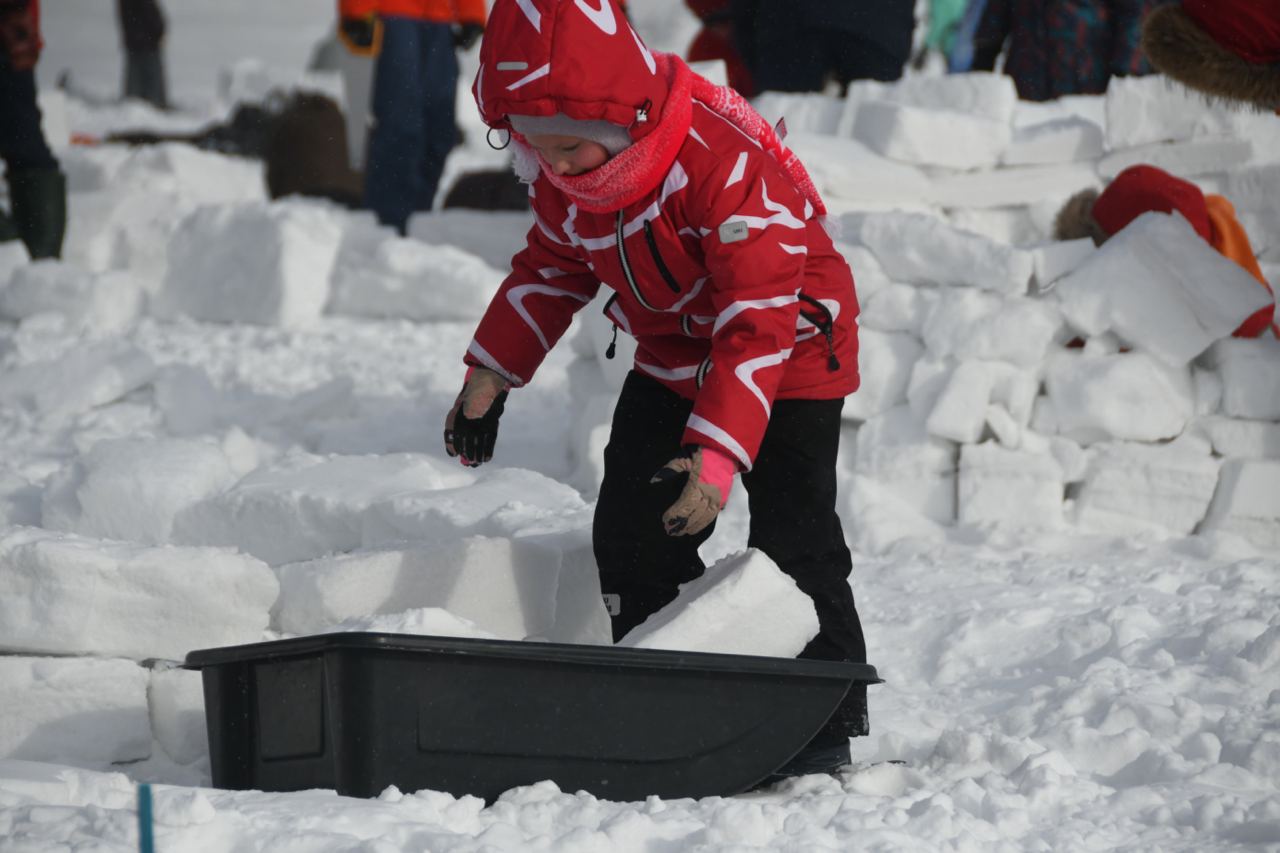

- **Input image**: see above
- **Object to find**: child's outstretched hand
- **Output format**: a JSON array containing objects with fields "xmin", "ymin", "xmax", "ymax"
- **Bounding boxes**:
[{"xmin": 444, "ymin": 368, "xmax": 509, "ymax": 467}]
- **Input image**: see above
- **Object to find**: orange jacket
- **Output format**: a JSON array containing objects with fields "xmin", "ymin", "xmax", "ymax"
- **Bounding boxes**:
[
  {"xmin": 1206, "ymin": 194, "xmax": 1277, "ymax": 338},
  {"xmin": 340, "ymin": 0, "xmax": 485, "ymax": 25}
]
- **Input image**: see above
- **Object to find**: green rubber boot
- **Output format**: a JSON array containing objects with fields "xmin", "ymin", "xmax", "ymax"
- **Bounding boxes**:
[{"xmin": 8, "ymin": 167, "xmax": 67, "ymax": 259}]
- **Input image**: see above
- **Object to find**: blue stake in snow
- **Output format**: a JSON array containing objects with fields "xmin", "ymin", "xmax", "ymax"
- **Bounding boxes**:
[{"xmin": 137, "ymin": 783, "xmax": 155, "ymax": 853}]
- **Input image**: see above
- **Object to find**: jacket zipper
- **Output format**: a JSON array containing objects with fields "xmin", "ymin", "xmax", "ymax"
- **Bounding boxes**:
[
  {"xmin": 616, "ymin": 211, "xmax": 658, "ymax": 312},
  {"xmin": 797, "ymin": 293, "xmax": 841, "ymax": 372},
  {"xmin": 643, "ymin": 220, "xmax": 682, "ymax": 293}
]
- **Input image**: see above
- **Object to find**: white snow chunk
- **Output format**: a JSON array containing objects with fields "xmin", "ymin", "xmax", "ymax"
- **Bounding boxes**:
[
  {"xmin": 859, "ymin": 282, "xmax": 935, "ymax": 336},
  {"xmin": 0, "ymin": 527, "xmax": 277, "ymax": 660},
  {"xmin": 839, "ymin": 243, "xmax": 892, "ymax": 302},
  {"xmin": 274, "ymin": 536, "xmax": 560, "ymax": 640},
  {"xmin": 0, "ymin": 263, "xmax": 142, "ymax": 333},
  {"xmin": 407, "ymin": 210, "xmax": 533, "ymax": 270},
  {"xmin": 42, "ymin": 436, "xmax": 243, "ymax": 545},
  {"xmin": 1105, "ymin": 75, "xmax": 1240, "ymax": 149},
  {"xmin": 845, "ymin": 329, "xmax": 923, "ymax": 421},
  {"xmin": 1193, "ymin": 366, "xmax": 1224, "ymax": 416},
  {"xmin": 0, "ymin": 656, "xmax": 150, "ymax": 764},
  {"xmin": 0, "ymin": 239, "xmax": 28, "ymax": 286},
  {"xmin": 1222, "ymin": 164, "xmax": 1280, "ymax": 254},
  {"xmin": 855, "ymin": 405, "xmax": 957, "ymax": 524},
  {"xmin": 926, "ymin": 360, "xmax": 1036, "ymax": 445},
  {"xmin": 1074, "ymin": 441, "xmax": 1220, "ymax": 536},
  {"xmin": 174, "ymin": 451, "xmax": 472, "ymax": 565},
  {"xmin": 1043, "ymin": 350, "xmax": 1194, "ymax": 444},
  {"xmin": 154, "ymin": 365, "xmax": 355, "ymax": 438},
  {"xmin": 871, "ymin": 71, "xmax": 1018, "ymax": 124},
  {"xmin": 1098, "ymin": 138, "xmax": 1254, "ymax": 181},
  {"xmin": 1196, "ymin": 416, "xmax": 1280, "ymax": 460},
  {"xmin": 1204, "ymin": 338, "xmax": 1280, "ymax": 421},
  {"xmin": 785, "ymin": 133, "xmax": 934, "ymax": 209},
  {"xmin": 1201, "ymin": 459, "xmax": 1280, "ymax": 549},
  {"xmin": 845, "ymin": 474, "xmax": 947, "ymax": 554},
  {"xmin": 321, "ymin": 606, "xmax": 500, "ymax": 640},
  {"xmin": 618, "ymin": 549, "xmax": 818, "ymax": 657},
  {"xmin": 148, "ymin": 666, "xmax": 209, "ymax": 766},
  {"xmin": 1002, "ymin": 117, "xmax": 1105, "ymax": 166},
  {"xmin": 1031, "ymin": 238, "xmax": 1096, "ymax": 290},
  {"xmin": 947, "ymin": 207, "xmax": 1043, "ymax": 247},
  {"xmin": 363, "ymin": 466, "xmax": 588, "ymax": 545},
  {"xmin": 154, "ymin": 199, "xmax": 341, "ymax": 327},
  {"xmin": 848, "ymin": 212, "xmax": 1033, "ymax": 296},
  {"xmin": 852, "ymin": 100, "xmax": 1011, "ymax": 171},
  {"xmin": 958, "ymin": 442, "xmax": 1065, "ymax": 528},
  {"xmin": 752, "ymin": 92, "xmax": 844, "ymax": 136},
  {"xmin": 930, "ymin": 162, "xmax": 1098, "ymax": 210},
  {"xmin": 921, "ymin": 288, "xmax": 1063, "ymax": 366},
  {"xmin": 329, "ymin": 228, "xmax": 504, "ymax": 322},
  {"xmin": 1053, "ymin": 212, "xmax": 1272, "ymax": 366},
  {"xmin": 0, "ymin": 341, "xmax": 155, "ymax": 420}
]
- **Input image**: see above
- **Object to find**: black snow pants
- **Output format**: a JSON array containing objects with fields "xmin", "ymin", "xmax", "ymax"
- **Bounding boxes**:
[{"xmin": 593, "ymin": 370, "xmax": 868, "ymax": 739}]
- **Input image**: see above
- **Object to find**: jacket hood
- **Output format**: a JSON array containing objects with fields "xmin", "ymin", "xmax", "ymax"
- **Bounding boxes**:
[
  {"xmin": 473, "ymin": 0, "xmax": 669, "ymax": 142},
  {"xmin": 1143, "ymin": 2, "xmax": 1280, "ymax": 111}
]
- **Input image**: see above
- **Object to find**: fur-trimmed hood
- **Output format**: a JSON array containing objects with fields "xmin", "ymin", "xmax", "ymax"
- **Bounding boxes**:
[{"xmin": 1142, "ymin": 1, "xmax": 1280, "ymax": 111}]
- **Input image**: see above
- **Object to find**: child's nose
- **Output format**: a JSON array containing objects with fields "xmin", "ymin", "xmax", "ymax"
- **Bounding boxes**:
[{"xmin": 552, "ymin": 159, "xmax": 571, "ymax": 175}]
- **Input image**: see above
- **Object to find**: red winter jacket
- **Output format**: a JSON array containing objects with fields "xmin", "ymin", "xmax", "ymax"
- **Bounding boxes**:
[{"xmin": 465, "ymin": 0, "xmax": 859, "ymax": 470}]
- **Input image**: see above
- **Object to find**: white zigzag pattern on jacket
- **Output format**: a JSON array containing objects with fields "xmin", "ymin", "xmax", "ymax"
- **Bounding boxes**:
[
  {"xmin": 507, "ymin": 283, "xmax": 593, "ymax": 350},
  {"xmin": 734, "ymin": 348, "xmax": 793, "ymax": 417}
]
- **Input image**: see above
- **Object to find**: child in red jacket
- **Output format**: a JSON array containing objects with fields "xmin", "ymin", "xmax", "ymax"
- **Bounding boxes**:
[{"xmin": 444, "ymin": 0, "xmax": 866, "ymax": 778}]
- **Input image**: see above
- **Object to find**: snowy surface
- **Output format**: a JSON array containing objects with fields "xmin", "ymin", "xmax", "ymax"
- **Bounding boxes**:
[{"xmin": 1, "ymin": 1, "xmax": 1277, "ymax": 850}]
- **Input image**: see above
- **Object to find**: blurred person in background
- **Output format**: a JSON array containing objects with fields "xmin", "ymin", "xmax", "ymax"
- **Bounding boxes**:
[
  {"xmin": 1055, "ymin": 164, "xmax": 1276, "ymax": 338},
  {"xmin": 730, "ymin": 0, "xmax": 915, "ymax": 94},
  {"xmin": 972, "ymin": 0, "xmax": 1162, "ymax": 101},
  {"xmin": 0, "ymin": 0, "xmax": 65, "ymax": 259},
  {"xmin": 116, "ymin": 0, "xmax": 168, "ymax": 110},
  {"xmin": 685, "ymin": 0, "xmax": 755, "ymax": 96},
  {"xmin": 1142, "ymin": 0, "xmax": 1280, "ymax": 112},
  {"xmin": 338, "ymin": 0, "xmax": 487, "ymax": 235}
]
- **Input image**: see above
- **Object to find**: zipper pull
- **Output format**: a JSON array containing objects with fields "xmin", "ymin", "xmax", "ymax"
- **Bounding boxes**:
[
  {"xmin": 825, "ymin": 329, "xmax": 840, "ymax": 372},
  {"xmin": 606, "ymin": 324, "xmax": 619, "ymax": 359},
  {"xmin": 636, "ymin": 98, "xmax": 652, "ymax": 124}
]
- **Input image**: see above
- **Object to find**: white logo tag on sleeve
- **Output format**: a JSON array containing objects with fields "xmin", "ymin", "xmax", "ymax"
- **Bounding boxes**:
[{"xmin": 719, "ymin": 220, "xmax": 749, "ymax": 244}]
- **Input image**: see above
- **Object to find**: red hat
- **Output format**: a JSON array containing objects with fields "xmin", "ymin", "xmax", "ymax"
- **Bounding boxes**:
[
  {"xmin": 1091, "ymin": 165, "xmax": 1212, "ymax": 242},
  {"xmin": 1143, "ymin": 0, "xmax": 1280, "ymax": 110}
]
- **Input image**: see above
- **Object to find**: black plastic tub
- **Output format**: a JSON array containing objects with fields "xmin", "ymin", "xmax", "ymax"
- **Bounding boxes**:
[{"xmin": 185, "ymin": 632, "xmax": 881, "ymax": 802}]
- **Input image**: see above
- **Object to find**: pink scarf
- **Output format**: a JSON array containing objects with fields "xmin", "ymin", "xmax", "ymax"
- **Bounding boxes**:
[{"xmin": 513, "ymin": 53, "xmax": 827, "ymax": 217}]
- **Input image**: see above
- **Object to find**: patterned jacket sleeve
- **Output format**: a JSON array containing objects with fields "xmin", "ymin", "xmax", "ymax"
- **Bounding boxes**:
[
  {"xmin": 463, "ymin": 183, "xmax": 600, "ymax": 386},
  {"xmin": 1108, "ymin": 0, "xmax": 1156, "ymax": 75},
  {"xmin": 680, "ymin": 145, "xmax": 809, "ymax": 469}
]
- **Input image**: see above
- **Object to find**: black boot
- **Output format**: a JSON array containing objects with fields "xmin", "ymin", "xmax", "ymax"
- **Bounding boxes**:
[{"xmin": 8, "ymin": 168, "xmax": 67, "ymax": 259}]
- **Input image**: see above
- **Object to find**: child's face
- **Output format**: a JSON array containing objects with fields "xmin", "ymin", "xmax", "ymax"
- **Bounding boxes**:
[{"xmin": 526, "ymin": 133, "xmax": 610, "ymax": 176}]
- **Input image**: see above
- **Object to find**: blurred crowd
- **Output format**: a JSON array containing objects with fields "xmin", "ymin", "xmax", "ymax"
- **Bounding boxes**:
[{"xmin": 0, "ymin": 0, "xmax": 1276, "ymax": 260}]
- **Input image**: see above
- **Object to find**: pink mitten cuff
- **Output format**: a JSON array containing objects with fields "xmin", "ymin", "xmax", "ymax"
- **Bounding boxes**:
[{"xmin": 697, "ymin": 446, "xmax": 738, "ymax": 503}]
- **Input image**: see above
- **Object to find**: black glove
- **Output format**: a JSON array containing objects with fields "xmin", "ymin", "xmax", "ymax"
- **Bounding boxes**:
[
  {"xmin": 447, "ymin": 390, "xmax": 507, "ymax": 466},
  {"xmin": 338, "ymin": 15, "xmax": 380, "ymax": 55},
  {"xmin": 453, "ymin": 22, "xmax": 484, "ymax": 50}
]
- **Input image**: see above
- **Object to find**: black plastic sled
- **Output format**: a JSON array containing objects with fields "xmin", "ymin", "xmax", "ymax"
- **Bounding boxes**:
[{"xmin": 185, "ymin": 632, "xmax": 881, "ymax": 802}]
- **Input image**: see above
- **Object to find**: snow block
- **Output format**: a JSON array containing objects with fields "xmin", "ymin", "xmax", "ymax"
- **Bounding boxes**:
[
  {"xmin": 154, "ymin": 199, "xmax": 341, "ymax": 327},
  {"xmin": 0, "ymin": 527, "xmax": 277, "ymax": 660},
  {"xmin": 148, "ymin": 666, "xmax": 209, "ymax": 766},
  {"xmin": 274, "ymin": 536, "xmax": 561, "ymax": 640},
  {"xmin": 1002, "ymin": 117, "xmax": 1104, "ymax": 166},
  {"xmin": 875, "ymin": 71, "xmax": 1018, "ymax": 124},
  {"xmin": 958, "ymin": 442, "xmax": 1065, "ymax": 528},
  {"xmin": 852, "ymin": 100, "xmax": 1011, "ymax": 171},
  {"xmin": 361, "ymin": 466, "xmax": 589, "ymax": 546},
  {"xmin": 154, "ymin": 365, "xmax": 354, "ymax": 439},
  {"xmin": 1042, "ymin": 350, "xmax": 1194, "ymax": 444},
  {"xmin": 752, "ymin": 92, "xmax": 844, "ymax": 136},
  {"xmin": 1205, "ymin": 338, "xmax": 1280, "ymax": 421},
  {"xmin": 947, "ymin": 207, "xmax": 1042, "ymax": 247},
  {"xmin": 849, "ymin": 212, "xmax": 1033, "ymax": 295},
  {"xmin": 855, "ymin": 406, "xmax": 957, "ymax": 524},
  {"xmin": 0, "ymin": 656, "xmax": 150, "ymax": 765},
  {"xmin": 407, "ymin": 210, "xmax": 533, "ymax": 270},
  {"xmin": 173, "ymin": 451, "xmax": 472, "ymax": 565},
  {"xmin": 0, "ymin": 239, "xmax": 27, "ymax": 287},
  {"xmin": 1201, "ymin": 459, "xmax": 1280, "ymax": 550},
  {"xmin": 0, "ymin": 342, "xmax": 155, "ymax": 420},
  {"xmin": 522, "ymin": 527, "xmax": 612, "ymax": 645},
  {"xmin": 930, "ymin": 162, "xmax": 1098, "ymax": 210},
  {"xmin": 1104, "ymin": 76, "xmax": 1239, "ymax": 149},
  {"xmin": 328, "ymin": 227, "xmax": 505, "ymax": 322},
  {"xmin": 859, "ymin": 282, "xmax": 936, "ymax": 336},
  {"xmin": 1074, "ymin": 442, "xmax": 1220, "ymax": 536},
  {"xmin": 785, "ymin": 133, "xmax": 934, "ymax": 209},
  {"xmin": 1196, "ymin": 416, "xmax": 1280, "ymax": 460},
  {"xmin": 618, "ymin": 549, "xmax": 818, "ymax": 657},
  {"xmin": 926, "ymin": 360, "xmax": 1036, "ymax": 445},
  {"xmin": 42, "ymin": 436, "xmax": 244, "ymax": 545},
  {"xmin": 1098, "ymin": 138, "xmax": 1254, "ymax": 182},
  {"xmin": 1054, "ymin": 213, "xmax": 1272, "ymax": 367},
  {"xmin": 0, "ymin": 263, "xmax": 142, "ymax": 333},
  {"xmin": 845, "ymin": 328, "xmax": 923, "ymax": 421},
  {"xmin": 1031, "ymin": 238, "xmax": 1096, "ymax": 290},
  {"xmin": 921, "ymin": 289, "xmax": 1063, "ymax": 366}
]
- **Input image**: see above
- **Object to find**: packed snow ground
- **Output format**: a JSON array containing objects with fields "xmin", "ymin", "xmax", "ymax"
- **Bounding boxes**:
[{"xmin": 2, "ymin": 1, "xmax": 1279, "ymax": 850}]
